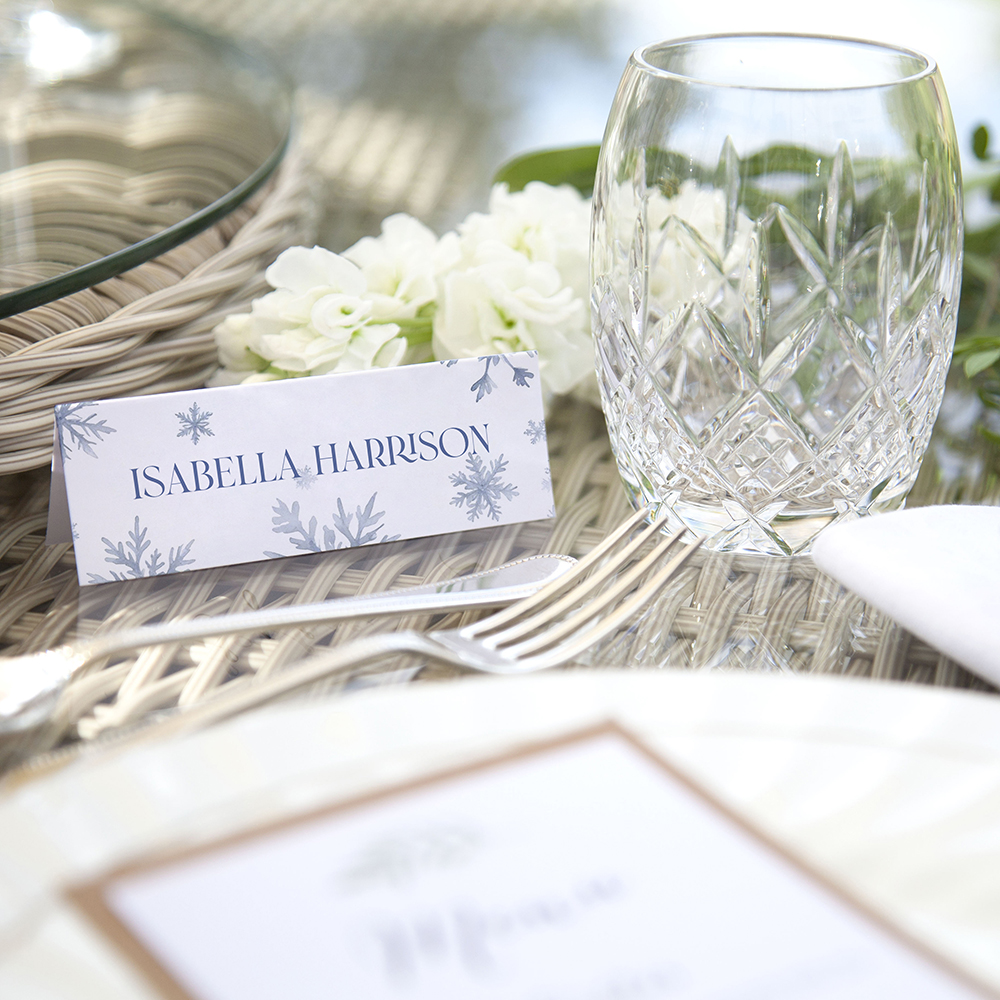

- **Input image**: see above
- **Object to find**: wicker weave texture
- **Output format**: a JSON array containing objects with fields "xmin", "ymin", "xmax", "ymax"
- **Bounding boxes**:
[
  {"xmin": 0, "ymin": 397, "xmax": 994, "ymax": 777},
  {"xmin": 0, "ymin": 145, "xmax": 314, "ymax": 475},
  {"xmin": 0, "ymin": 0, "xmax": 997, "ymax": 780}
]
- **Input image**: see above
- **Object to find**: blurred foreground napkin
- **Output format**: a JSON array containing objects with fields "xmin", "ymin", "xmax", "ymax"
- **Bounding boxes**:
[{"xmin": 811, "ymin": 505, "xmax": 1000, "ymax": 688}]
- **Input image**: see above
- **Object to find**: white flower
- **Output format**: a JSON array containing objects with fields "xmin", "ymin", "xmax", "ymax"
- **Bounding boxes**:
[
  {"xmin": 212, "ymin": 184, "xmax": 601, "ymax": 399},
  {"xmin": 214, "ymin": 313, "xmax": 259, "ymax": 373},
  {"xmin": 433, "ymin": 241, "xmax": 592, "ymax": 396},
  {"xmin": 343, "ymin": 214, "xmax": 459, "ymax": 322},
  {"xmin": 459, "ymin": 182, "xmax": 591, "ymax": 302},
  {"xmin": 431, "ymin": 182, "xmax": 596, "ymax": 398},
  {"xmin": 211, "ymin": 245, "xmax": 406, "ymax": 382},
  {"xmin": 644, "ymin": 180, "xmax": 753, "ymax": 308},
  {"xmin": 310, "ymin": 293, "xmax": 373, "ymax": 339}
]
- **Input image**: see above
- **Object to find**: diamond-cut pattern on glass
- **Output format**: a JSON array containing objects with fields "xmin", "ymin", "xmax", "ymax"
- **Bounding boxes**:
[
  {"xmin": 648, "ymin": 303, "xmax": 753, "ymax": 441},
  {"xmin": 771, "ymin": 310, "xmax": 876, "ymax": 441},
  {"xmin": 701, "ymin": 394, "xmax": 813, "ymax": 507},
  {"xmin": 593, "ymin": 139, "xmax": 959, "ymax": 553}
]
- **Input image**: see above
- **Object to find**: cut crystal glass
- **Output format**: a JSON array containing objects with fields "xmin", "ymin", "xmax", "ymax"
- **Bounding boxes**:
[{"xmin": 592, "ymin": 35, "xmax": 963, "ymax": 554}]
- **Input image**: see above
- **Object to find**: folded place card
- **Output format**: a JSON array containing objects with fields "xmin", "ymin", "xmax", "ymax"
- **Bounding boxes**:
[
  {"xmin": 49, "ymin": 353, "xmax": 555, "ymax": 586},
  {"xmin": 68, "ymin": 724, "xmax": 995, "ymax": 1000}
]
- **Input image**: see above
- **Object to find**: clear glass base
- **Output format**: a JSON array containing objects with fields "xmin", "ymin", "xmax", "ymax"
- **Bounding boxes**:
[{"xmin": 617, "ymin": 475, "xmax": 911, "ymax": 555}]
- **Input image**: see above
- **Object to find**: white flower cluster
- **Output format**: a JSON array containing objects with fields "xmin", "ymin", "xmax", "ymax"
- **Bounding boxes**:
[
  {"xmin": 211, "ymin": 178, "xmax": 750, "ymax": 399},
  {"xmin": 433, "ymin": 182, "xmax": 593, "ymax": 396},
  {"xmin": 211, "ymin": 181, "xmax": 595, "ymax": 398},
  {"xmin": 211, "ymin": 215, "xmax": 452, "ymax": 385}
]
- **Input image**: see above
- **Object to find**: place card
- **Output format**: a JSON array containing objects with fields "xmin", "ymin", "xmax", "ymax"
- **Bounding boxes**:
[
  {"xmin": 67, "ymin": 724, "xmax": 996, "ymax": 1000},
  {"xmin": 48, "ymin": 353, "xmax": 554, "ymax": 586}
]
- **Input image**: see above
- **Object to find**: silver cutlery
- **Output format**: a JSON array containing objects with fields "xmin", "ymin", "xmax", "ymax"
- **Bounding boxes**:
[
  {"xmin": 153, "ymin": 508, "xmax": 701, "ymax": 740},
  {"xmin": 0, "ymin": 553, "xmax": 577, "ymax": 733}
]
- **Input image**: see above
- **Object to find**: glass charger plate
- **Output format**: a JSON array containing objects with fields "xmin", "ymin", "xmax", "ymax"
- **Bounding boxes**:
[
  {"xmin": 0, "ymin": 0, "xmax": 291, "ymax": 318},
  {"xmin": 0, "ymin": 669, "xmax": 998, "ymax": 997}
]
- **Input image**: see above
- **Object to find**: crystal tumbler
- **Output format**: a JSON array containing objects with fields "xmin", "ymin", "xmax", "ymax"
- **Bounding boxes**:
[{"xmin": 591, "ymin": 34, "xmax": 963, "ymax": 554}]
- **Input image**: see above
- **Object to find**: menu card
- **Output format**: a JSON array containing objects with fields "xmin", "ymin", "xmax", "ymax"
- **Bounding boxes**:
[{"xmin": 68, "ymin": 724, "xmax": 995, "ymax": 1000}]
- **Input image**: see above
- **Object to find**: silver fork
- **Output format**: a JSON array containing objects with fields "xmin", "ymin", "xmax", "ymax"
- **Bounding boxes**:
[
  {"xmin": 0, "ymin": 553, "xmax": 578, "ymax": 734},
  {"xmin": 159, "ymin": 509, "xmax": 701, "ymax": 739}
]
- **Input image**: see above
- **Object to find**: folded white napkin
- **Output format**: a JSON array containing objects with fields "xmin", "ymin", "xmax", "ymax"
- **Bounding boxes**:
[{"xmin": 811, "ymin": 505, "xmax": 1000, "ymax": 688}]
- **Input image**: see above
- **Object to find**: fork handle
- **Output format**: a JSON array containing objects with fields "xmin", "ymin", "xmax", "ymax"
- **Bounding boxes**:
[
  {"xmin": 75, "ymin": 554, "xmax": 573, "ymax": 666},
  {"xmin": 142, "ymin": 631, "xmax": 443, "ymax": 743}
]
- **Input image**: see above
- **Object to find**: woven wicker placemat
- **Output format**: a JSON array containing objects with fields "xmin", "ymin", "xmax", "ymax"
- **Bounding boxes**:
[
  {"xmin": 0, "ymin": 391, "xmax": 997, "ymax": 779},
  {"xmin": 0, "ymin": 0, "xmax": 998, "ymax": 781}
]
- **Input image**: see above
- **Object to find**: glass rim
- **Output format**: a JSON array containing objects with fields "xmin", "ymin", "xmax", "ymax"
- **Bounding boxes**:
[{"xmin": 632, "ymin": 32, "xmax": 937, "ymax": 92}]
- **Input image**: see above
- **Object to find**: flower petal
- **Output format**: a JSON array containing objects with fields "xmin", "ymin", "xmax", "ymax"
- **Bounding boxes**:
[{"xmin": 265, "ymin": 246, "xmax": 366, "ymax": 296}]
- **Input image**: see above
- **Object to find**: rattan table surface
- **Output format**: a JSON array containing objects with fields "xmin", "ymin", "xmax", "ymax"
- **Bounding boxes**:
[{"xmin": 2, "ymin": 0, "xmax": 1000, "ymax": 779}]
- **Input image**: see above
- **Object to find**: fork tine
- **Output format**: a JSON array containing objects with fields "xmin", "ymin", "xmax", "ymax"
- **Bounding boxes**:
[
  {"xmin": 500, "ymin": 526, "xmax": 687, "ymax": 656},
  {"xmin": 465, "ymin": 504, "xmax": 655, "ymax": 638},
  {"xmin": 517, "ymin": 536, "xmax": 703, "ymax": 670},
  {"xmin": 474, "ymin": 512, "xmax": 675, "ymax": 644}
]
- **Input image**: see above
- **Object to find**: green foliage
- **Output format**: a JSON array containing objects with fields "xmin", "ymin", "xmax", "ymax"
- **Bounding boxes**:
[
  {"xmin": 956, "ymin": 123, "xmax": 1000, "ymax": 419},
  {"xmin": 492, "ymin": 146, "xmax": 601, "ymax": 196},
  {"xmin": 974, "ymin": 123, "xmax": 991, "ymax": 161}
]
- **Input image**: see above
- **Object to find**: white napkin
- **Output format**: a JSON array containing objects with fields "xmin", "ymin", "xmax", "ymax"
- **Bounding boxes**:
[{"xmin": 811, "ymin": 505, "xmax": 1000, "ymax": 688}]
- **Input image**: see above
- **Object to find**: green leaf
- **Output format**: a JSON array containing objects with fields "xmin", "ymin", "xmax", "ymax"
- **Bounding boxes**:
[
  {"xmin": 740, "ymin": 144, "xmax": 826, "ymax": 177},
  {"xmin": 979, "ymin": 426, "xmax": 1000, "ymax": 448},
  {"xmin": 964, "ymin": 348, "xmax": 1000, "ymax": 378},
  {"xmin": 953, "ymin": 328, "xmax": 1000, "ymax": 352},
  {"xmin": 974, "ymin": 124, "xmax": 991, "ymax": 161},
  {"xmin": 962, "ymin": 251, "xmax": 1000, "ymax": 285},
  {"xmin": 980, "ymin": 384, "xmax": 1000, "ymax": 408},
  {"xmin": 965, "ymin": 220, "xmax": 1000, "ymax": 257},
  {"xmin": 492, "ymin": 145, "xmax": 601, "ymax": 196}
]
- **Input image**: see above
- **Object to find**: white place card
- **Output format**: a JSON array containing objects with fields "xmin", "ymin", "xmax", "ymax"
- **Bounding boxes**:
[
  {"xmin": 48, "ymin": 353, "xmax": 554, "ymax": 586},
  {"xmin": 68, "ymin": 725, "xmax": 996, "ymax": 1000}
]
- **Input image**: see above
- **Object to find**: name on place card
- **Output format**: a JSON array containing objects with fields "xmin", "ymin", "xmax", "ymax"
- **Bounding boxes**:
[
  {"xmin": 48, "ymin": 353, "xmax": 554, "ymax": 586},
  {"xmin": 67, "ymin": 725, "xmax": 995, "ymax": 1000}
]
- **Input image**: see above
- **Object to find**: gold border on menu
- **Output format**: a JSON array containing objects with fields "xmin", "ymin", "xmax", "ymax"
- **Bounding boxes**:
[{"xmin": 65, "ymin": 721, "xmax": 1000, "ymax": 1000}]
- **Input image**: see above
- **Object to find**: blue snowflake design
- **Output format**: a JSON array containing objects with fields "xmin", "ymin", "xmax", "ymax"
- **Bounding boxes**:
[
  {"xmin": 176, "ymin": 402, "xmax": 214, "ymax": 445},
  {"xmin": 469, "ymin": 356, "xmax": 535, "ymax": 402},
  {"xmin": 265, "ymin": 492, "xmax": 400, "ymax": 556},
  {"xmin": 87, "ymin": 516, "xmax": 195, "ymax": 584},
  {"xmin": 524, "ymin": 419, "xmax": 546, "ymax": 444},
  {"xmin": 294, "ymin": 465, "xmax": 318, "ymax": 490},
  {"xmin": 450, "ymin": 452, "xmax": 519, "ymax": 522},
  {"xmin": 55, "ymin": 401, "xmax": 115, "ymax": 460}
]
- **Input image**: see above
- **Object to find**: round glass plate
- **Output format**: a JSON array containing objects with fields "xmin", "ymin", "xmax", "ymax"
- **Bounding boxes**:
[{"xmin": 0, "ymin": 0, "xmax": 292, "ymax": 319}]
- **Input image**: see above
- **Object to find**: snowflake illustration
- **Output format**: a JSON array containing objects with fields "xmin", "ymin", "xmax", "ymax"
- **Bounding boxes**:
[
  {"xmin": 176, "ymin": 402, "xmax": 214, "ymax": 445},
  {"xmin": 524, "ymin": 419, "xmax": 546, "ymax": 444},
  {"xmin": 54, "ymin": 402, "xmax": 116, "ymax": 460},
  {"xmin": 294, "ymin": 464, "xmax": 318, "ymax": 490},
  {"xmin": 450, "ymin": 452, "xmax": 519, "ymax": 522},
  {"xmin": 469, "ymin": 356, "xmax": 535, "ymax": 401},
  {"xmin": 87, "ymin": 516, "xmax": 196, "ymax": 583},
  {"xmin": 265, "ymin": 492, "xmax": 400, "ymax": 556}
]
